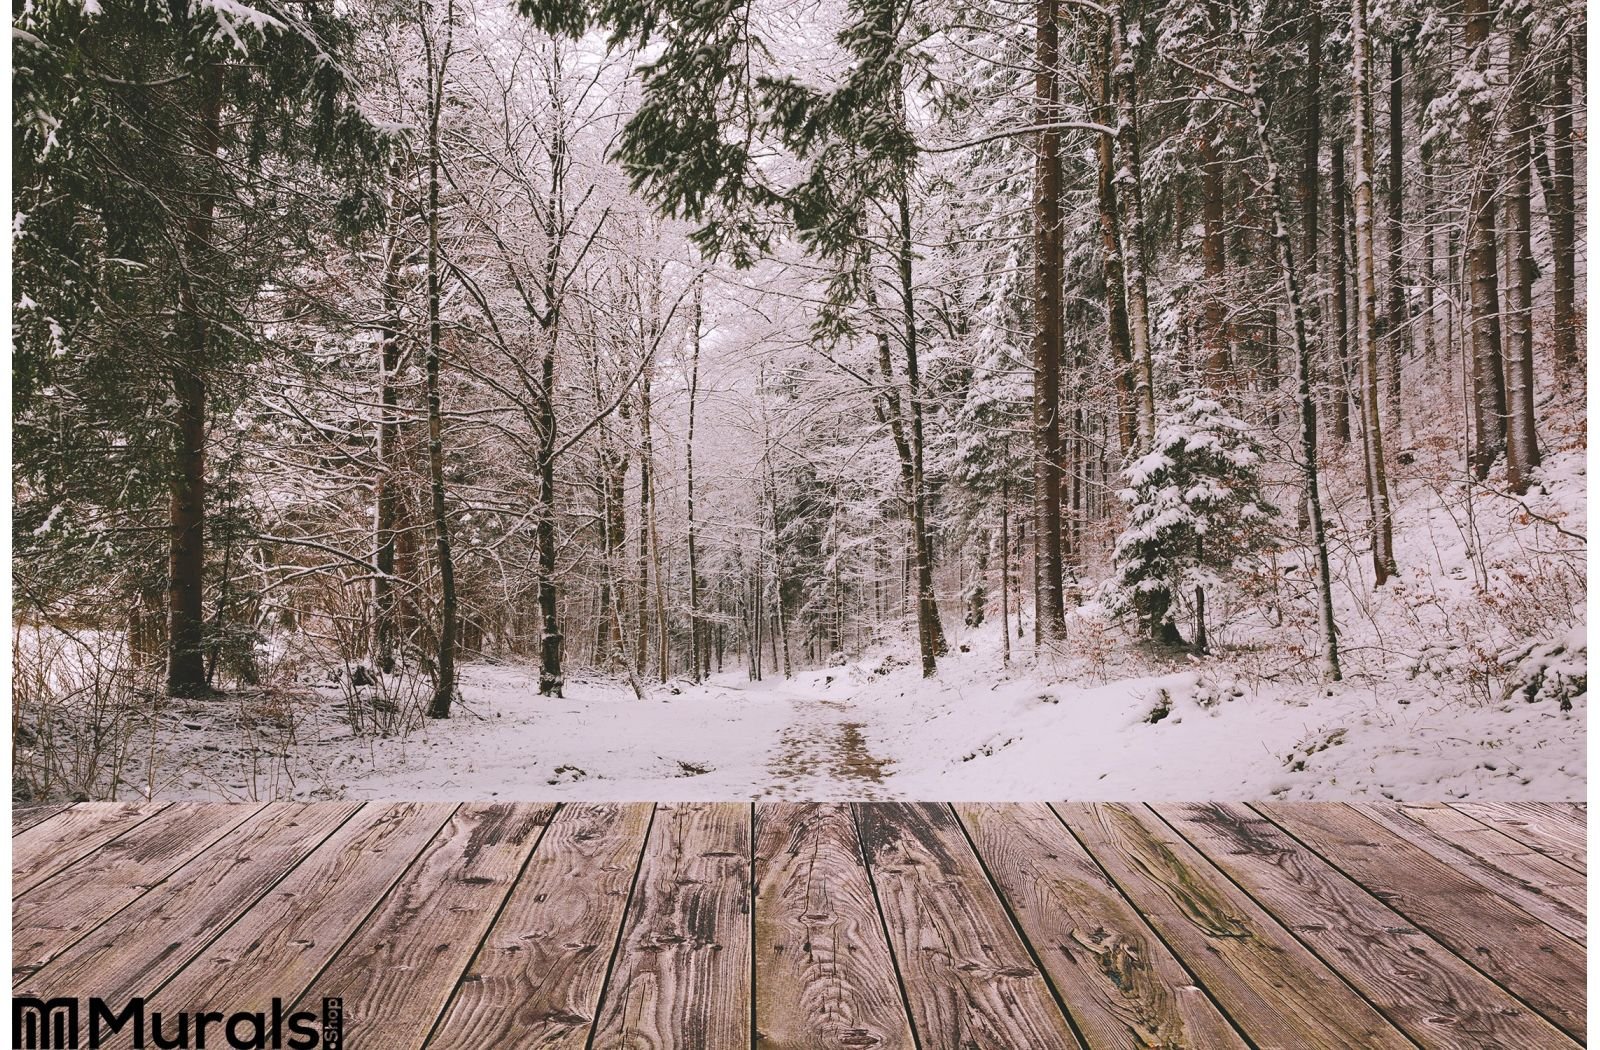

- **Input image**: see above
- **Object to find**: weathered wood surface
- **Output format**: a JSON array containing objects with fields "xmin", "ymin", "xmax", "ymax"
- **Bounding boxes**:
[
  {"xmin": 591, "ymin": 802, "xmax": 753, "ymax": 1050},
  {"xmin": 144, "ymin": 803, "xmax": 457, "ymax": 1023},
  {"xmin": 1258, "ymin": 801, "xmax": 1587, "ymax": 1040},
  {"xmin": 1454, "ymin": 801, "xmax": 1588, "ymax": 873},
  {"xmin": 858, "ymin": 802, "xmax": 1081, "ymax": 1049},
  {"xmin": 1156, "ymin": 802, "xmax": 1579, "ymax": 1050},
  {"xmin": 302, "ymin": 803, "xmax": 554, "ymax": 1050},
  {"xmin": 12, "ymin": 801, "xmax": 166, "ymax": 894},
  {"xmin": 1056, "ymin": 802, "xmax": 1415, "ymax": 1049},
  {"xmin": 12, "ymin": 803, "xmax": 71, "ymax": 835},
  {"xmin": 13, "ymin": 801, "xmax": 1585, "ymax": 1050},
  {"xmin": 430, "ymin": 802, "xmax": 654, "ymax": 1050},
  {"xmin": 954, "ymin": 802, "xmax": 1245, "ymax": 1050},
  {"xmin": 1355, "ymin": 801, "xmax": 1586, "ymax": 941},
  {"xmin": 753, "ymin": 803, "xmax": 915, "ymax": 1050},
  {"xmin": 13, "ymin": 802, "xmax": 258, "ymax": 976}
]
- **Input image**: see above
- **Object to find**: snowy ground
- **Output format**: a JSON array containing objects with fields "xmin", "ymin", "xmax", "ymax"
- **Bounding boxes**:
[
  {"xmin": 26, "ymin": 393, "xmax": 1588, "ymax": 805},
  {"xmin": 132, "ymin": 626, "xmax": 1582, "ymax": 803}
]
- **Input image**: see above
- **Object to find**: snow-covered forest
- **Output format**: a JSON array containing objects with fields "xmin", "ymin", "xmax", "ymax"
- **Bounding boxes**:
[{"xmin": 11, "ymin": 0, "xmax": 1586, "ymax": 802}]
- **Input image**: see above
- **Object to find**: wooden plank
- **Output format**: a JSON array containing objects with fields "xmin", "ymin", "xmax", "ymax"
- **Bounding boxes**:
[
  {"xmin": 13, "ymin": 802, "xmax": 262, "ymax": 975},
  {"xmin": 1257, "ymin": 801, "xmax": 1586, "ymax": 1040},
  {"xmin": 123, "ymin": 802, "xmax": 457, "ymax": 1042},
  {"xmin": 429, "ymin": 803, "xmax": 654, "ymax": 1050},
  {"xmin": 1155, "ymin": 802, "xmax": 1578, "ymax": 1050},
  {"xmin": 1452, "ymin": 802, "xmax": 1587, "ymax": 874},
  {"xmin": 954, "ymin": 803, "xmax": 1246, "ymax": 1050},
  {"xmin": 12, "ymin": 803, "xmax": 69, "ymax": 834},
  {"xmin": 591, "ymin": 802, "xmax": 752, "ymax": 1050},
  {"xmin": 856, "ymin": 802, "xmax": 1080, "ymax": 1050},
  {"xmin": 753, "ymin": 803, "xmax": 916, "ymax": 1050},
  {"xmin": 1055, "ymin": 803, "xmax": 1413, "ymax": 1050},
  {"xmin": 296, "ymin": 802, "xmax": 554, "ymax": 1050},
  {"xmin": 17, "ymin": 802, "xmax": 360, "ymax": 1002},
  {"xmin": 13, "ymin": 802, "xmax": 167, "ymax": 894},
  {"xmin": 1356, "ymin": 801, "xmax": 1585, "ymax": 941}
]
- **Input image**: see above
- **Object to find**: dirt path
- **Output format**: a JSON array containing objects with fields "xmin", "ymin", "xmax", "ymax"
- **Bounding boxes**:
[{"xmin": 761, "ymin": 697, "xmax": 898, "ymax": 799}]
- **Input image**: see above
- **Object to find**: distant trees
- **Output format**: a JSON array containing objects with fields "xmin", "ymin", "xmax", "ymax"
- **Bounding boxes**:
[{"xmin": 11, "ymin": 0, "xmax": 1585, "ymax": 701}]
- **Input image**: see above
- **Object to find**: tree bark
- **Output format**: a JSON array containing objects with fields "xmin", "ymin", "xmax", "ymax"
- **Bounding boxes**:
[
  {"xmin": 686, "ymin": 280, "xmax": 705, "ymax": 682},
  {"xmin": 1351, "ymin": 0, "xmax": 1398, "ymax": 583},
  {"xmin": 167, "ymin": 62, "xmax": 223, "ymax": 699},
  {"xmin": 1383, "ymin": 39, "xmax": 1406, "ymax": 432},
  {"xmin": 1199, "ymin": 135, "xmax": 1229, "ymax": 386},
  {"xmin": 896, "ymin": 186, "xmax": 947, "ymax": 675},
  {"xmin": 1251, "ymin": 73, "xmax": 1344, "ymax": 681},
  {"xmin": 1547, "ymin": 34, "xmax": 1579, "ymax": 371},
  {"xmin": 1301, "ymin": 3, "xmax": 1323, "ymax": 359},
  {"xmin": 373, "ymin": 199, "xmax": 405, "ymax": 675},
  {"xmin": 1033, "ymin": 0, "xmax": 1067, "ymax": 638},
  {"xmin": 1463, "ymin": 0, "xmax": 1507, "ymax": 479},
  {"xmin": 423, "ymin": 2, "xmax": 458, "ymax": 719},
  {"xmin": 1093, "ymin": 21, "xmax": 1136, "ymax": 454},
  {"xmin": 1329, "ymin": 138, "xmax": 1354, "ymax": 443},
  {"xmin": 1503, "ymin": 16, "xmax": 1540, "ymax": 492},
  {"xmin": 1111, "ymin": 3, "xmax": 1157, "ymax": 451}
]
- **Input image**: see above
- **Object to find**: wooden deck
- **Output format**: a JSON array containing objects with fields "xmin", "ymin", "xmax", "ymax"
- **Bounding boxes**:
[{"xmin": 11, "ymin": 801, "xmax": 1586, "ymax": 1049}]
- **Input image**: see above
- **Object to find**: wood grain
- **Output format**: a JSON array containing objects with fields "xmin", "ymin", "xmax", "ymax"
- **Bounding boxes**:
[
  {"xmin": 1356, "ymin": 801, "xmax": 1585, "ymax": 941},
  {"xmin": 1257, "ymin": 801, "xmax": 1586, "ymax": 1040},
  {"xmin": 1452, "ymin": 802, "xmax": 1587, "ymax": 874},
  {"xmin": 753, "ymin": 803, "xmax": 915, "ymax": 1050},
  {"xmin": 12, "ymin": 803, "xmax": 70, "ymax": 834},
  {"xmin": 13, "ymin": 801, "xmax": 167, "ymax": 894},
  {"xmin": 127, "ymin": 803, "xmax": 457, "ymax": 1034},
  {"xmin": 856, "ymin": 802, "xmax": 1080, "ymax": 1050},
  {"xmin": 297, "ymin": 802, "xmax": 554, "ymax": 1050},
  {"xmin": 955, "ymin": 802, "xmax": 1246, "ymax": 1050},
  {"xmin": 1156, "ymin": 802, "xmax": 1577, "ymax": 1050},
  {"xmin": 591, "ymin": 802, "xmax": 753, "ymax": 1050},
  {"xmin": 16, "ymin": 800, "xmax": 359, "ymax": 1048},
  {"xmin": 13, "ymin": 802, "xmax": 260, "ymax": 975},
  {"xmin": 429, "ymin": 802, "xmax": 654, "ymax": 1050},
  {"xmin": 1055, "ymin": 802, "xmax": 1413, "ymax": 1050}
]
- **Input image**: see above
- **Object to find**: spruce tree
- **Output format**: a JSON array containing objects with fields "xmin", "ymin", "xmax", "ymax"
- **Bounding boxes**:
[
  {"xmin": 1107, "ymin": 391, "xmax": 1275, "ymax": 650},
  {"xmin": 14, "ymin": 0, "xmax": 379, "ymax": 696}
]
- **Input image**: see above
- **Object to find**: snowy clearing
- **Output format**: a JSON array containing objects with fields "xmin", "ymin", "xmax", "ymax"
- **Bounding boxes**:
[{"xmin": 132, "ymin": 630, "xmax": 1581, "ymax": 803}]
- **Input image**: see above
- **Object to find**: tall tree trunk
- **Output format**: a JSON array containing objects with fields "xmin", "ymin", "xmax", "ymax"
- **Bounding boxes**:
[
  {"xmin": 1463, "ymin": 0, "xmax": 1507, "ymax": 478},
  {"xmin": 999, "ymin": 451, "xmax": 1011, "ymax": 667},
  {"xmin": 1301, "ymin": 3, "xmax": 1322, "ymax": 361},
  {"xmin": 1251, "ymin": 74, "xmax": 1344, "ymax": 682},
  {"xmin": 1420, "ymin": 137, "xmax": 1438, "ymax": 366},
  {"xmin": 1383, "ymin": 39, "xmax": 1406, "ymax": 432},
  {"xmin": 423, "ymin": 2, "xmax": 458, "ymax": 718},
  {"xmin": 1547, "ymin": 34, "xmax": 1579, "ymax": 371},
  {"xmin": 1112, "ymin": 3, "xmax": 1157, "ymax": 450},
  {"xmin": 1093, "ymin": 22, "xmax": 1136, "ymax": 453},
  {"xmin": 1033, "ymin": 0, "xmax": 1067, "ymax": 638},
  {"xmin": 1199, "ymin": 135, "xmax": 1229, "ymax": 386},
  {"xmin": 686, "ymin": 281, "xmax": 704, "ymax": 683},
  {"xmin": 1329, "ymin": 138, "xmax": 1354, "ymax": 443},
  {"xmin": 167, "ymin": 62, "xmax": 223, "ymax": 698},
  {"xmin": 1503, "ymin": 16, "xmax": 1540, "ymax": 492},
  {"xmin": 1351, "ymin": 0, "xmax": 1397, "ymax": 583},
  {"xmin": 373, "ymin": 201, "xmax": 405, "ymax": 675},
  {"xmin": 635, "ymin": 288, "xmax": 658, "ymax": 677},
  {"xmin": 896, "ymin": 186, "xmax": 947, "ymax": 675}
]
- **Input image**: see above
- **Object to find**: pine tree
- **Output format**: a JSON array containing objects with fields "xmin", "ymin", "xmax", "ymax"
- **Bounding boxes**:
[
  {"xmin": 1107, "ymin": 391, "xmax": 1275, "ymax": 650},
  {"xmin": 14, "ymin": 0, "xmax": 379, "ymax": 696}
]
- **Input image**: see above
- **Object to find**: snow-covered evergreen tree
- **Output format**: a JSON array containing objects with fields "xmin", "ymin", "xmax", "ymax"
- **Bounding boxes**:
[{"xmin": 1106, "ymin": 391, "xmax": 1274, "ymax": 650}]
